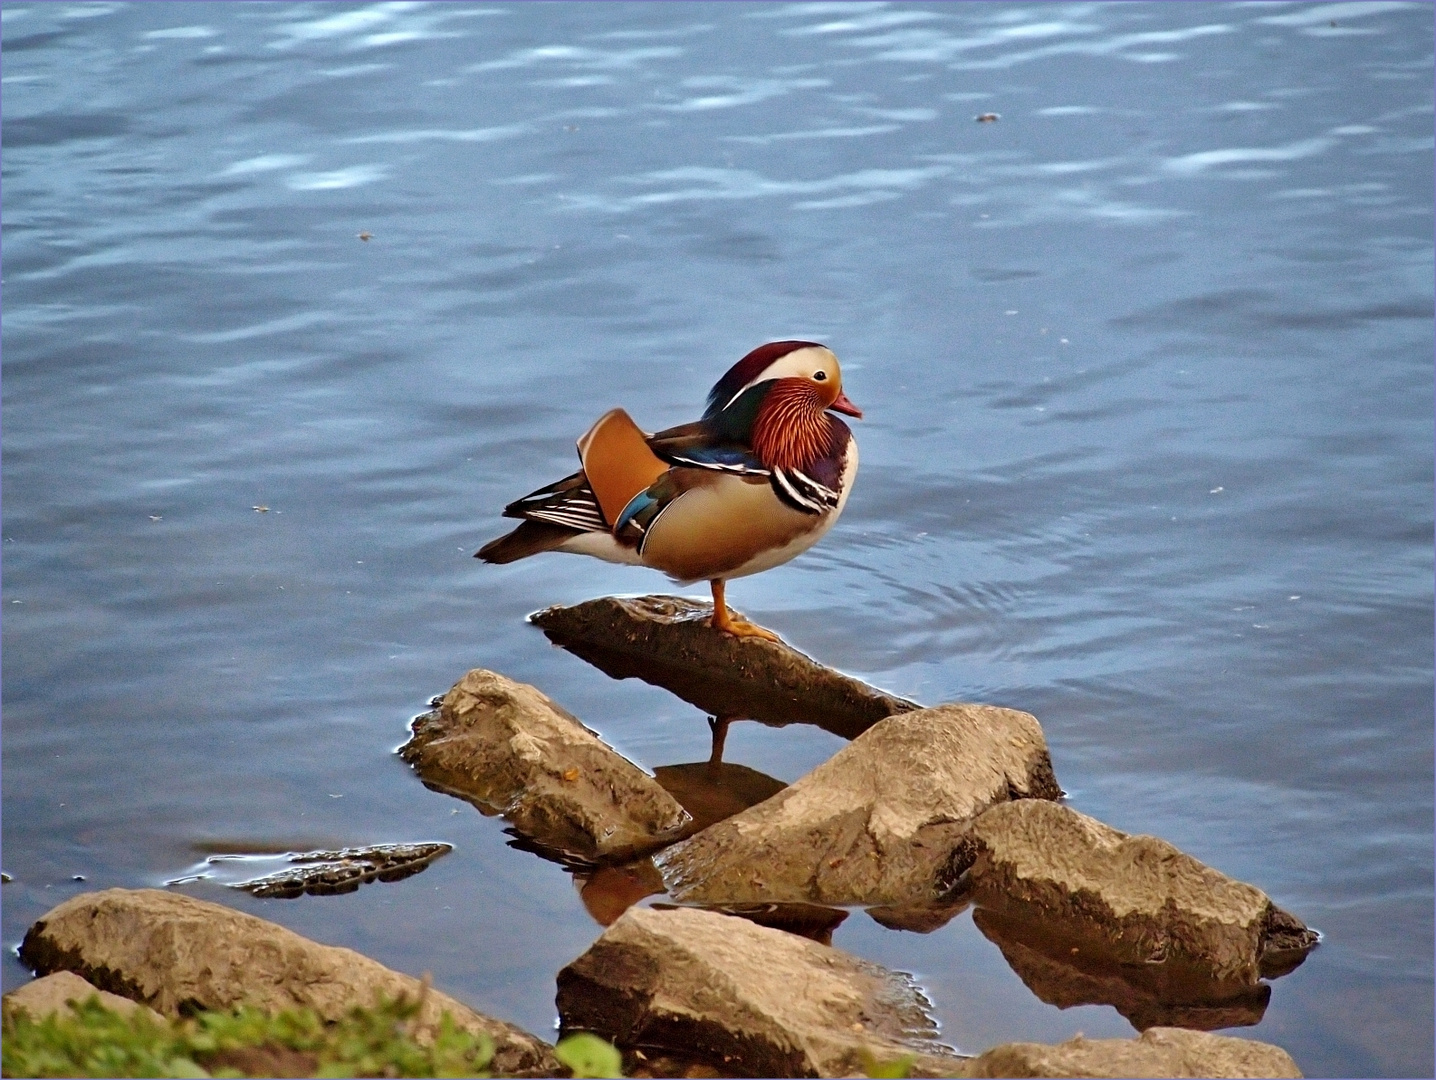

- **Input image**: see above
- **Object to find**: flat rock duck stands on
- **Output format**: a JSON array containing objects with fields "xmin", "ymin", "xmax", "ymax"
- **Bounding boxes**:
[{"xmin": 478, "ymin": 341, "xmax": 862, "ymax": 641}]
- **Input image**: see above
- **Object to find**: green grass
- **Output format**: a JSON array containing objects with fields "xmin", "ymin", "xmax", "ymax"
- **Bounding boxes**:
[{"xmin": 2, "ymin": 993, "xmax": 622, "ymax": 1079}]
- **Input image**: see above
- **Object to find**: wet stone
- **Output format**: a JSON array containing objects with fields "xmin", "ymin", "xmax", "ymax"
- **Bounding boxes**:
[
  {"xmin": 17, "ymin": 888, "xmax": 559, "ymax": 1077},
  {"xmin": 556, "ymin": 905, "xmax": 967, "ymax": 1079},
  {"xmin": 400, "ymin": 668, "xmax": 690, "ymax": 864},
  {"xmin": 965, "ymin": 1026, "xmax": 1303, "ymax": 1079},
  {"xmin": 972, "ymin": 906, "xmax": 1272, "ymax": 1032},
  {"xmin": 3, "ymin": 970, "xmax": 165, "ymax": 1025},
  {"xmin": 950, "ymin": 799, "xmax": 1319, "ymax": 990},
  {"xmin": 231, "ymin": 842, "xmax": 452, "ymax": 898},
  {"xmin": 530, "ymin": 595, "xmax": 919, "ymax": 740},
  {"xmin": 656, "ymin": 704, "xmax": 1062, "ymax": 907}
]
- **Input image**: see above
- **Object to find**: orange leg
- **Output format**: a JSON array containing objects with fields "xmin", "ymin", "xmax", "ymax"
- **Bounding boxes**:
[{"xmin": 709, "ymin": 579, "xmax": 781, "ymax": 642}]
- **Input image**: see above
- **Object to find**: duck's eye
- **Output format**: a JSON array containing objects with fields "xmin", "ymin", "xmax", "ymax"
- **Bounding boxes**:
[{"xmin": 813, "ymin": 370, "xmax": 828, "ymax": 382}]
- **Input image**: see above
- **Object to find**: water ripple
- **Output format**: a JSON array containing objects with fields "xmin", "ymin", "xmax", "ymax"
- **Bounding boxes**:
[{"xmin": 564, "ymin": 164, "xmax": 951, "ymax": 212}]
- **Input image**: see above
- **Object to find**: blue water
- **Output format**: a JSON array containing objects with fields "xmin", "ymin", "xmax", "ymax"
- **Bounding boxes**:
[{"xmin": 3, "ymin": 3, "xmax": 1432, "ymax": 1076}]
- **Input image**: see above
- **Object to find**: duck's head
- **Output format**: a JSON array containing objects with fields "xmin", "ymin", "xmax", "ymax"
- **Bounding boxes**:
[{"xmin": 704, "ymin": 340, "xmax": 862, "ymax": 424}]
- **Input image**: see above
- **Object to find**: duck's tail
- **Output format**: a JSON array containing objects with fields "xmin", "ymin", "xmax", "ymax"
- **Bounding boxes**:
[{"xmin": 475, "ymin": 520, "xmax": 577, "ymax": 564}]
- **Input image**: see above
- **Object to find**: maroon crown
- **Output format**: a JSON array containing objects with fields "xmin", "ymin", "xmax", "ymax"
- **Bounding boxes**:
[{"xmin": 704, "ymin": 340, "xmax": 825, "ymax": 419}]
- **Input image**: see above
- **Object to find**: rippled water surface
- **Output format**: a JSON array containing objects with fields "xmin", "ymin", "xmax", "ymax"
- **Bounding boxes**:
[{"xmin": 3, "ymin": 3, "xmax": 1432, "ymax": 1076}]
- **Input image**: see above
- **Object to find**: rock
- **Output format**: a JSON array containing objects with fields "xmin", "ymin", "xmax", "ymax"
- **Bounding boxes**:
[
  {"xmin": 972, "ymin": 906, "xmax": 1271, "ymax": 1032},
  {"xmin": 655, "ymin": 705, "xmax": 1062, "ymax": 906},
  {"xmin": 400, "ymin": 668, "xmax": 690, "ymax": 863},
  {"xmin": 949, "ymin": 799, "xmax": 1319, "ymax": 988},
  {"xmin": 531, "ymin": 595, "xmax": 919, "ymax": 740},
  {"xmin": 231, "ymin": 842, "xmax": 452, "ymax": 898},
  {"xmin": 17, "ymin": 888, "xmax": 558, "ymax": 1077},
  {"xmin": 966, "ymin": 1026, "xmax": 1303, "ymax": 1078},
  {"xmin": 3, "ymin": 970, "xmax": 165, "ymax": 1025},
  {"xmin": 555, "ymin": 905, "xmax": 966, "ymax": 1079}
]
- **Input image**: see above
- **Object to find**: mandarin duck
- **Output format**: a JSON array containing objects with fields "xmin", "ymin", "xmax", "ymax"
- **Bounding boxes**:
[{"xmin": 477, "ymin": 341, "xmax": 861, "ymax": 641}]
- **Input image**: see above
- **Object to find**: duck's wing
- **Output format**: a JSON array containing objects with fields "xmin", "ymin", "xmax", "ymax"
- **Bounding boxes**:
[
  {"xmin": 612, "ymin": 467, "xmax": 730, "ymax": 548},
  {"xmin": 497, "ymin": 410, "xmax": 690, "ymax": 537},
  {"xmin": 481, "ymin": 409, "xmax": 671, "ymax": 565},
  {"xmin": 501, "ymin": 469, "xmax": 608, "ymax": 533},
  {"xmin": 647, "ymin": 421, "xmax": 769, "ymax": 476}
]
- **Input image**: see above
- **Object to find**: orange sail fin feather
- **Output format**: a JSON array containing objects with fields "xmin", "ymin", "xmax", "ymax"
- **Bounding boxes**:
[{"xmin": 576, "ymin": 409, "xmax": 670, "ymax": 529}]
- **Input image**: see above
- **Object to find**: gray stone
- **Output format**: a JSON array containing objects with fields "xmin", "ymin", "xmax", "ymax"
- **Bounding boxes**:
[
  {"xmin": 555, "ymin": 905, "xmax": 966, "ymax": 1079},
  {"xmin": 966, "ymin": 1026, "xmax": 1303, "ymax": 1078},
  {"xmin": 656, "ymin": 704, "xmax": 1061, "ymax": 906},
  {"xmin": 3, "ymin": 970, "xmax": 165, "ymax": 1025},
  {"xmin": 17, "ymin": 888, "xmax": 557, "ymax": 1077},
  {"xmin": 950, "ymin": 799, "xmax": 1318, "ymax": 988},
  {"xmin": 231, "ymin": 842, "xmax": 452, "ymax": 898},
  {"xmin": 530, "ymin": 594, "xmax": 919, "ymax": 740},
  {"xmin": 401, "ymin": 668, "xmax": 690, "ymax": 862}
]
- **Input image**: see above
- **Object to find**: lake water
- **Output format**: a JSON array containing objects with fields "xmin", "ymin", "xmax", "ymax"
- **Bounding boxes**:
[{"xmin": 2, "ymin": 2, "xmax": 1432, "ymax": 1076}]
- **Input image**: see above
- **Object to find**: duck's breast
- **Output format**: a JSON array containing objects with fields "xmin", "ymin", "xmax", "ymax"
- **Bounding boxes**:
[{"xmin": 642, "ymin": 441, "xmax": 857, "ymax": 583}]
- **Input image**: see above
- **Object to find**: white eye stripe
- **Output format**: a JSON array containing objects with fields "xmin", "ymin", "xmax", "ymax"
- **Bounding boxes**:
[{"xmin": 720, "ymin": 346, "xmax": 838, "ymax": 412}]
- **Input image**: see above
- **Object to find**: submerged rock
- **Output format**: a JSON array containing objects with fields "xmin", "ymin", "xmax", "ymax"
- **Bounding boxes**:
[
  {"xmin": 3, "ymin": 970, "xmax": 164, "ymax": 1025},
  {"xmin": 966, "ymin": 1026, "xmax": 1303, "ymax": 1079},
  {"xmin": 656, "ymin": 704, "xmax": 1062, "ymax": 906},
  {"xmin": 400, "ymin": 668, "xmax": 690, "ymax": 864},
  {"xmin": 231, "ymin": 843, "xmax": 452, "ymax": 898},
  {"xmin": 949, "ymin": 799, "xmax": 1319, "ymax": 989},
  {"xmin": 17, "ymin": 888, "xmax": 558, "ymax": 1077},
  {"xmin": 555, "ymin": 905, "xmax": 966, "ymax": 1079},
  {"xmin": 531, "ymin": 595, "xmax": 918, "ymax": 740}
]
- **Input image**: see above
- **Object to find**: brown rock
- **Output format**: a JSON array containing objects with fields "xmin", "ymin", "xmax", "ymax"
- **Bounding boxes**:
[
  {"xmin": 200, "ymin": 1045, "xmax": 320, "ymax": 1079},
  {"xmin": 951, "ymin": 799, "xmax": 1318, "ymax": 987},
  {"xmin": 555, "ymin": 905, "xmax": 966, "ymax": 1079},
  {"xmin": 966, "ymin": 1026, "xmax": 1303, "ymax": 1078},
  {"xmin": 971, "ymin": 907, "xmax": 1271, "ymax": 1033},
  {"xmin": 17, "ymin": 888, "xmax": 557, "ymax": 1077},
  {"xmin": 401, "ymin": 668, "xmax": 690, "ymax": 862},
  {"xmin": 530, "ymin": 595, "xmax": 919, "ymax": 740},
  {"xmin": 2, "ymin": 970, "xmax": 164, "ymax": 1024},
  {"xmin": 655, "ymin": 705, "xmax": 1061, "ymax": 906}
]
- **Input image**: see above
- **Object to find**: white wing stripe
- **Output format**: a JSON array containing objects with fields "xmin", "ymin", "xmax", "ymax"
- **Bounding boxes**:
[
  {"xmin": 527, "ymin": 506, "xmax": 607, "ymax": 531},
  {"xmin": 773, "ymin": 468, "xmax": 825, "ymax": 513},
  {"xmin": 790, "ymin": 468, "xmax": 840, "ymax": 506},
  {"xmin": 670, "ymin": 454, "xmax": 770, "ymax": 476}
]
